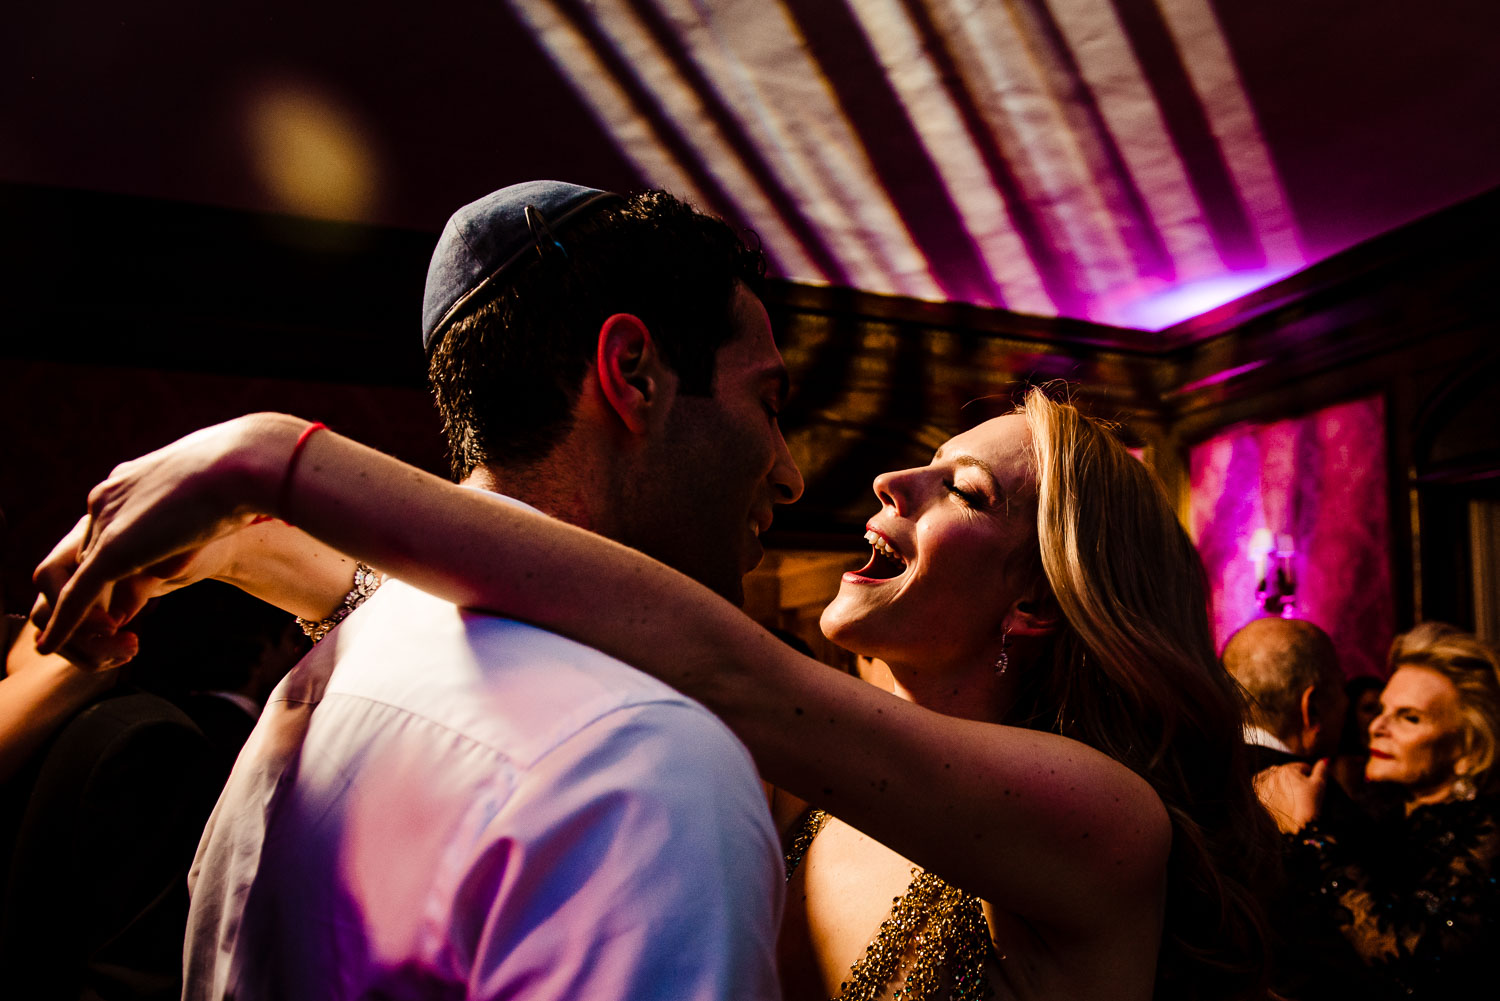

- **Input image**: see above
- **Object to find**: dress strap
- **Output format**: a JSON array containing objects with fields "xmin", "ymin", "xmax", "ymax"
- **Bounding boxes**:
[{"xmin": 783, "ymin": 808, "xmax": 830, "ymax": 881}]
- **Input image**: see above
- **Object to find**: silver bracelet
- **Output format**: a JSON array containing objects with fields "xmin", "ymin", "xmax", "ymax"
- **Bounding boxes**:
[{"xmin": 297, "ymin": 562, "xmax": 383, "ymax": 643}]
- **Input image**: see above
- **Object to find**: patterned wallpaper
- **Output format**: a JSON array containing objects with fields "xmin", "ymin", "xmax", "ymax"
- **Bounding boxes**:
[{"xmin": 1189, "ymin": 395, "xmax": 1393, "ymax": 679}]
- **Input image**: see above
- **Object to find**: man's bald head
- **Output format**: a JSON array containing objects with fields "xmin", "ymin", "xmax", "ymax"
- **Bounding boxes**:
[{"xmin": 1223, "ymin": 617, "xmax": 1346, "ymax": 756}]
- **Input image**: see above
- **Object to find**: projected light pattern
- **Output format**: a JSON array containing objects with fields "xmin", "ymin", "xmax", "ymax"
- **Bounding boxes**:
[
  {"xmin": 506, "ymin": 0, "xmax": 1304, "ymax": 329},
  {"xmin": 1190, "ymin": 396, "xmax": 1393, "ymax": 677}
]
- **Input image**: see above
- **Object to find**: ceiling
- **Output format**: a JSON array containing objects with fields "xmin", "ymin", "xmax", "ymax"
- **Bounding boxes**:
[{"xmin": 7, "ymin": 0, "xmax": 1498, "ymax": 330}]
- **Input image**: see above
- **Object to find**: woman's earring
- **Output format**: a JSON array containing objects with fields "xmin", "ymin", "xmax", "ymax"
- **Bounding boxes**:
[
  {"xmin": 1453, "ymin": 774, "xmax": 1478, "ymax": 802},
  {"xmin": 995, "ymin": 627, "xmax": 1010, "ymax": 675}
]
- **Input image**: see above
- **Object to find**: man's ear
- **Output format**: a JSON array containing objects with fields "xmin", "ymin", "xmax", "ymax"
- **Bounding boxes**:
[
  {"xmin": 1300, "ymin": 685, "xmax": 1320, "ymax": 729},
  {"xmin": 1299, "ymin": 685, "xmax": 1330, "ymax": 755},
  {"xmin": 595, "ymin": 313, "xmax": 668, "ymax": 434}
]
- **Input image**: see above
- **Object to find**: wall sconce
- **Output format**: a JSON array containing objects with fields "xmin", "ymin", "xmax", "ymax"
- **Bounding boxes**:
[{"xmin": 1250, "ymin": 529, "xmax": 1298, "ymax": 617}]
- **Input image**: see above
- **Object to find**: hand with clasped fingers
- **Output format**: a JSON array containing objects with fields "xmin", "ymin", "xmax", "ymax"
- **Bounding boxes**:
[
  {"xmin": 1254, "ymin": 758, "xmax": 1330, "ymax": 834},
  {"xmin": 32, "ymin": 415, "xmax": 361, "ymax": 667},
  {"xmin": 31, "ymin": 515, "xmax": 230, "ymax": 671}
]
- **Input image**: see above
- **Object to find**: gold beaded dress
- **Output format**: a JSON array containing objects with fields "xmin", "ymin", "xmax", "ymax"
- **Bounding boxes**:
[{"xmin": 784, "ymin": 809, "xmax": 996, "ymax": 1001}]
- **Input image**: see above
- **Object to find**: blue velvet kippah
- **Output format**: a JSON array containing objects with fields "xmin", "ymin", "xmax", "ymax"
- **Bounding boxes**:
[{"xmin": 421, "ymin": 180, "xmax": 623, "ymax": 353}]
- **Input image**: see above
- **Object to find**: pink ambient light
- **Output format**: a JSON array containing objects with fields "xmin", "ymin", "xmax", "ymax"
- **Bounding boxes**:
[
  {"xmin": 1109, "ymin": 270, "xmax": 1294, "ymax": 330},
  {"xmin": 1189, "ymin": 396, "xmax": 1393, "ymax": 677}
]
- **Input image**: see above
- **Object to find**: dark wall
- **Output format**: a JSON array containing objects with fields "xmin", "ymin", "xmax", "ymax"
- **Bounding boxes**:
[{"xmin": 0, "ymin": 185, "xmax": 445, "ymax": 614}]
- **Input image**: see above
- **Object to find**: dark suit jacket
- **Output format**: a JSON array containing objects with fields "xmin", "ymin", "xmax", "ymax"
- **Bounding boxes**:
[
  {"xmin": 1246, "ymin": 741, "xmax": 1304, "ymax": 775},
  {"xmin": 177, "ymin": 691, "xmax": 258, "ymax": 787},
  {"xmin": 0, "ymin": 689, "xmax": 222, "ymax": 1001},
  {"xmin": 1249, "ymin": 740, "xmax": 1383, "ymax": 1001}
]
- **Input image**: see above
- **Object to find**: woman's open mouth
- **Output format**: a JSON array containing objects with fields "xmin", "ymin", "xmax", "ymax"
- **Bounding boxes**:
[{"xmin": 846, "ymin": 529, "xmax": 908, "ymax": 582}]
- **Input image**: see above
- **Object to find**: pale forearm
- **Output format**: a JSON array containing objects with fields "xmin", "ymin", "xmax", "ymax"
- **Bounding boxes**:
[
  {"xmin": 213, "ymin": 519, "xmax": 364, "ymax": 621},
  {"xmin": 257, "ymin": 420, "xmax": 815, "ymax": 758},
  {"xmin": 276, "ymin": 418, "xmax": 765, "ymax": 673},
  {"xmin": 1, "ymin": 624, "xmax": 115, "ymax": 782},
  {"xmin": 277, "ymin": 423, "xmax": 1172, "ymax": 921},
  {"xmin": 36, "ymin": 413, "xmax": 1170, "ymax": 922},
  {"xmin": 266, "ymin": 423, "xmax": 1161, "ymax": 897}
]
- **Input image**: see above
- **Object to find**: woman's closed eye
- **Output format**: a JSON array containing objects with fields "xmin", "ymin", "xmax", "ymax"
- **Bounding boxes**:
[{"xmin": 945, "ymin": 481, "xmax": 981, "ymax": 506}]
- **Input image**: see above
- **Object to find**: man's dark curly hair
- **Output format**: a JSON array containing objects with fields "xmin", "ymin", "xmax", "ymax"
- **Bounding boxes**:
[{"xmin": 427, "ymin": 190, "xmax": 767, "ymax": 479}]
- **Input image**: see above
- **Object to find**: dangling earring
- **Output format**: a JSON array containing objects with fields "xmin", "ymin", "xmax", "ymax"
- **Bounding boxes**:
[
  {"xmin": 1452, "ymin": 774, "xmax": 1478, "ymax": 802},
  {"xmin": 995, "ymin": 626, "xmax": 1011, "ymax": 675}
]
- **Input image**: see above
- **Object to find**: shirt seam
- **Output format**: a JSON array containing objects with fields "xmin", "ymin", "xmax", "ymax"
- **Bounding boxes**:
[{"xmin": 281, "ymin": 687, "xmax": 729, "ymax": 772}]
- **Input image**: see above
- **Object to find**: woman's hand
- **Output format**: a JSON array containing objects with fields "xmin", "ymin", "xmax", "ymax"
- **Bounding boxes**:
[
  {"xmin": 1254, "ymin": 759, "xmax": 1329, "ymax": 833},
  {"xmin": 31, "ymin": 516, "xmax": 244, "ymax": 669},
  {"xmin": 6, "ymin": 614, "xmax": 133, "ymax": 678},
  {"xmin": 31, "ymin": 415, "xmax": 299, "ymax": 657}
]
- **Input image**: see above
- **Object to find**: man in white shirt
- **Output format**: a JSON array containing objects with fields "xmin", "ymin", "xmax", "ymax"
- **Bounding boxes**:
[
  {"xmin": 182, "ymin": 182, "xmax": 804, "ymax": 1000},
  {"xmin": 1223, "ymin": 615, "xmax": 1347, "ymax": 774}
]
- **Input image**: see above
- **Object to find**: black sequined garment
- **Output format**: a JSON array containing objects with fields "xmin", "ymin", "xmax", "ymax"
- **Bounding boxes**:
[{"xmin": 1284, "ymin": 794, "xmax": 1500, "ymax": 1000}]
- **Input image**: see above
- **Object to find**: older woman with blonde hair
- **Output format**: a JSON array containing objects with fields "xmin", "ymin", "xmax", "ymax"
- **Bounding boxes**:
[
  {"xmin": 1260, "ymin": 622, "xmax": 1500, "ymax": 999},
  {"xmin": 34, "ymin": 390, "xmax": 1280, "ymax": 1000},
  {"xmin": 1376, "ymin": 622, "xmax": 1500, "ymax": 802}
]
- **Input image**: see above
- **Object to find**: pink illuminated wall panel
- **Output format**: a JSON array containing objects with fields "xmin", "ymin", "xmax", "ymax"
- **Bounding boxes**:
[{"xmin": 1189, "ymin": 397, "xmax": 1393, "ymax": 679}]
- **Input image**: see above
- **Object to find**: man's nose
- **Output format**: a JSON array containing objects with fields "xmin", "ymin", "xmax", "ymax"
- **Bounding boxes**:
[{"xmin": 771, "ymin": 434, "xmax": 804, "ymax": 504}]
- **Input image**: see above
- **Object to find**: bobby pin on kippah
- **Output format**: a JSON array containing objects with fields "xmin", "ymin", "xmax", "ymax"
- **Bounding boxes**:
[{"xmin": 297, "ymin": 562, "xmax": 383, "ymax": 643}]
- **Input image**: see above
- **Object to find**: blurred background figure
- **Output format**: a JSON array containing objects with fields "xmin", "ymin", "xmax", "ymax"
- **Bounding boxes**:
[
  {"xmin": 1364, "ymin": 624, "xmax": 1499, "ymax": 807},
  {"xmin": 126, "ymin": 581, "xmax": 308, "ymax": 783},
  {"xmin": 1222, "ymin": 615, "xmax": 1348, "ymax": 771},
  {"xmin": 1347, "ymin": 675, "xmax": 1387, "ymax": 737},
  {"xmin": 1331, "ymin": 674, "xmax": 1388, "ymax": 802},
  {"xmin": 0, "ymin": 535, "xmax": 305, "ymax": 1001},
  {"xmin": 1222, "ymin": 615, "xmax": 1366, "ymax": 997},
  {"xmin": 0, "ymin": 506, "xmax": 124, "ymax": 787},
  {"xmin": 1261, "ymin": 622, "xmax": 1500, "ymax": 1000}
]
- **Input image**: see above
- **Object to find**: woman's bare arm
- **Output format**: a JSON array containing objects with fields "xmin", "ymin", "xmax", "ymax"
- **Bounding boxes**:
[
  {"xmin": 32, "ymin": 514, "xmax": 367, "ymax": 671},
  {"xmin": 215, "ymin": 519, "xmax": 369, "ymax": 621},
  {"xmin": 0, "ymin": 621, "xmax": 118, "ymax": 783},
  {"xmin": 35, "ymin": 413, "xmax": 1171, "ymax": 931}
]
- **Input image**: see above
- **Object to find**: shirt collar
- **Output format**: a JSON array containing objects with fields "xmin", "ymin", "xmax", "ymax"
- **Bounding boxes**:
[{"xmin": 1243, "ymin": 725, "xmax": 1294, "ymax": 754}]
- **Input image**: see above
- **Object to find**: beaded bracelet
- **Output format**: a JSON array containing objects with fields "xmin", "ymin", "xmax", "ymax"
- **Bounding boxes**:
[{"xmin": 296, "ymin": 562, "xmax": 383, "ymax": 643}]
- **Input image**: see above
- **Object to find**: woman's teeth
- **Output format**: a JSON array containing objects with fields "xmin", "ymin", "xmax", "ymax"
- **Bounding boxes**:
[{"xmin": 863, "ymin": 530, "xmax": 906, "ymax": 566}]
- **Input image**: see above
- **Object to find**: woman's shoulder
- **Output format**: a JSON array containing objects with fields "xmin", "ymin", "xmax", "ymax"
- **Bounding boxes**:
[{"xmin": 994, "ymin": 722, "xmax": 1175, "ymax": 888}]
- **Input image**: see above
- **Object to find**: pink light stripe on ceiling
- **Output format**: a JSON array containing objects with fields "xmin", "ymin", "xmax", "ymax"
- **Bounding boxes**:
[
  {"xmin": 510, "ymin": 0, "xmax": 1311, "ymax": 328},
  {"xmin": 10, "ymin": 1, "xmax": 1491, "ymax": 333}
]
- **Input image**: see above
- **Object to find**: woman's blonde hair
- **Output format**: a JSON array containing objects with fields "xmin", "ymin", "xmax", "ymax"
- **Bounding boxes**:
[
  {"xmin": 1013, "ymin": 387, "xmax": 1279, "ymax": 1000},
  {"xmin": 1388, "ymin": 622, "xmax": 1500, "ymax": 797}
]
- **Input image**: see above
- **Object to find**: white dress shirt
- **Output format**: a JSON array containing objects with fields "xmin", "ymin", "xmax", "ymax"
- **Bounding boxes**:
[{"xmin": 183, "ymin": 545, "xmax": 782, "ymax": 1000}]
